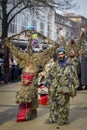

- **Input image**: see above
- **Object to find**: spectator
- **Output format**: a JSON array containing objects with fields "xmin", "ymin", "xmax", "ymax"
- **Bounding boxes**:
[{"xmin": 77, "ymin": 50, "xmax": 87, "ymax": 90}]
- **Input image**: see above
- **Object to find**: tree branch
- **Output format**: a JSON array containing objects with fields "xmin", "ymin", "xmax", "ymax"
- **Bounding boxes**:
[
  {"xmin": 7, "ymin": 0, "xmax": 23, "ymax": 17},
  {"xmin": 8, "ymin": 5, "xmax": 29, "ymax": 25}
]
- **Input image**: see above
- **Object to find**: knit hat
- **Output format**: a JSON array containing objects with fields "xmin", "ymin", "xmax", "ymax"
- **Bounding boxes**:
[{"xmin": 56, "ymin": 48, "xmax": 66, "ymax": 54}]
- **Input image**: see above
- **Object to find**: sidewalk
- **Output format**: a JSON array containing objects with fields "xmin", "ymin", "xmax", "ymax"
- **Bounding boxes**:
[{"xmin": 0, "ymin": 82, "xmax": 87, "ymax": 130}]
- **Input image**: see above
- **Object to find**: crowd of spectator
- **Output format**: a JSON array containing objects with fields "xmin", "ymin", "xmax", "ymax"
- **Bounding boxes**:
[{"xmin": 0, "ymin": 45, "xmax": 22, "ymax": 84}]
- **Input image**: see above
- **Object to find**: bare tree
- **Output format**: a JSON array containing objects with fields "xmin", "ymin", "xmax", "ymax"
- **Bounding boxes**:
[{"xmin": 0, "ymin": 0, "xmax": 77, "ymax": 83}]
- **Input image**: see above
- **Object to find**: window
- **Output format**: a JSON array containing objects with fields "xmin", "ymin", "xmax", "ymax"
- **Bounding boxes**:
[
  {"xmin": 21, "ymin": 15, "xmax": 28, "ymax": 26},
  {"xmin": 8, "ymin": 14, "xmax": 17, "ymax": 34},
  {"xmin": 32, "ymin": 20, "xmax": 37, "ymax": 28},
  {"xmin": 18, "ymin": 14, "xmax": 28, "ymax": 32},
  {"xmin": 47, "ymin": 24, "xmax": 51, "ymax": 38},
  {"xmin": 40, "ymin": 22, "xmax": 44, "ymax": 34},
  {"xmin": 21, "ymin": 26, "xmax": 26, "ymax": 31},
  {"xmin": 9, "ymin": 23, "xmax": 17, "ymax": 34}
]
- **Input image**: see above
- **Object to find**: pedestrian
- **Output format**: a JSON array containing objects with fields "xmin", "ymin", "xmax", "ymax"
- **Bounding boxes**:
[
  {"xmin": 8, "ymin": 54, "xmax": 14, "ymax": 82},
  {"xmin": 77, "ymin": 49, "xmax": 87, "ymax": 90},
  {"xmin": 45, "ymin": 48, "xmax": 79, "ymax": 125}
]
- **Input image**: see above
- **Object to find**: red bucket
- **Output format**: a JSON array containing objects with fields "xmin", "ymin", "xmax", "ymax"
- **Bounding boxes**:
[{"xmin": 40, "ymin": 95, "xmax": 48, "ymax": 105}]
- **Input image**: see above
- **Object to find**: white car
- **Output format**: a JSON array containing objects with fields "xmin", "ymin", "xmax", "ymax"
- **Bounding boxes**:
[
  {"xmin": 39, "ymin": 42, "xmax": 47, "ymax": 50},
  {"xmin": 32, "ymin": 47, "xmax": 42, "ymax": 53}
]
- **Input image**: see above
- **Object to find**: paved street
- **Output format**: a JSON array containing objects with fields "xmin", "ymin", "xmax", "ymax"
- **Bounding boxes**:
[{"xmin": 0, "ymin": 82, "xmax": 87, "ymax": 130}]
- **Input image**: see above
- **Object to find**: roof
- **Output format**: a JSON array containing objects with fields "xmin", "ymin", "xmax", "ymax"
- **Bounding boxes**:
[{"xmin": 64, "ymin": 13, "xmax": 87, "ymax": 20}]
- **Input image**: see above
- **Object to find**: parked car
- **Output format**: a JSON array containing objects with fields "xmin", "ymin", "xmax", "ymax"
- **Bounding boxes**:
[
  {"xmin": 32, "ymin": 46, "xmax": 42, "ymax": 53},
  {"xmin": 39, "ymin": 42, "xmax": 47, "ymax": 50}
]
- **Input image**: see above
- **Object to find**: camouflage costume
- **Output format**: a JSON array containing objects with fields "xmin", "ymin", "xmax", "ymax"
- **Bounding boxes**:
[
  {"xmin": 68, "ymin": 56, "xmax": 78, "ymax": 72},
  {"xmin": 4, "ymin": 30, "xmax": 59, "ymax": 122},
  {"xmin": 46, "ymin": 58, "xmax": 79, "ymax": 125},
  {"xmin": 4, "ymin": 39, "xmax": 38, "ymax": 120},
  {"xmin": 16, "ymin": 69, "xmax": 38, "ymax": 120}
]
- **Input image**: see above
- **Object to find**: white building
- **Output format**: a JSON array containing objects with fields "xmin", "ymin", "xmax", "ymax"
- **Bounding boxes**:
[
  {"xmin": 7, "ymin": 6, "xmax": 54, "ymax": 40},
  {"xmin": 0, "ymin": 3, "xmax": 78, "ymax": 42}
]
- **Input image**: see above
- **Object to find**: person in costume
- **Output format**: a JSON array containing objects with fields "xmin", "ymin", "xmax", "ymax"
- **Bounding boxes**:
[
  {"xmin": 4, "ymin": 38, "xmax": 38, "ymax": 121},
  {"xmin": 16, "ymin": 65, "xmax": 38, "ymax": 121},
  {"xmin": 4, "ymin": 27, "xmax": 59, "ymax": 121},
  {"xmin": 68, "ymin": 49, "xmax": 78, "ymax": 70},
  {"xmin": 45, "ymin": 48, "xmax": 79, "ymax": 125},
  {"xmin": 4, "ymin": 19, "xmax": 61, "ymax": 121}
]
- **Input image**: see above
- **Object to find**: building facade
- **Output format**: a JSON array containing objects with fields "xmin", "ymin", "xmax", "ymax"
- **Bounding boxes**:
[
  {"xmin": 64, "ymin": 13, "xmax": 87, "ymax": 38},
  {"xmin": 1, "ymin": 4, "xmax": 87, "ymax": 42}
]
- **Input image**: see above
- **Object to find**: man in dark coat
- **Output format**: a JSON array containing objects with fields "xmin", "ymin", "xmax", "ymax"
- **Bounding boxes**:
[
  {"xmin": 81, "ymin": 55, "xmax": 87, "ymax": 89},
  {"xmin": 77, "ymin": 50, "xmax": 87, "ymax": 90}
]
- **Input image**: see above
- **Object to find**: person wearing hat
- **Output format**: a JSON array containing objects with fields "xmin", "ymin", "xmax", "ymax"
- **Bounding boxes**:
[{"xmin": 45, "ymin": 47, "xmax": 79, "ymax": 126}]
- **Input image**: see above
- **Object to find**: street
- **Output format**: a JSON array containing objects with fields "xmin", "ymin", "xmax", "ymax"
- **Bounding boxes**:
[{"xmin": 0, "ymin": 82, "xmax": 87, "ymax": 130}]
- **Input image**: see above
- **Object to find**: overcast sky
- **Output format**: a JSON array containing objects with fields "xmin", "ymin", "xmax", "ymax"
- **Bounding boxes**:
[
  {"xmin": 76, "ymin": 0, "xmax": 87, "ymax": 18},
  {"xmin": 58, "ymin": 0, "xmax": 87, "ymax": 18}
]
